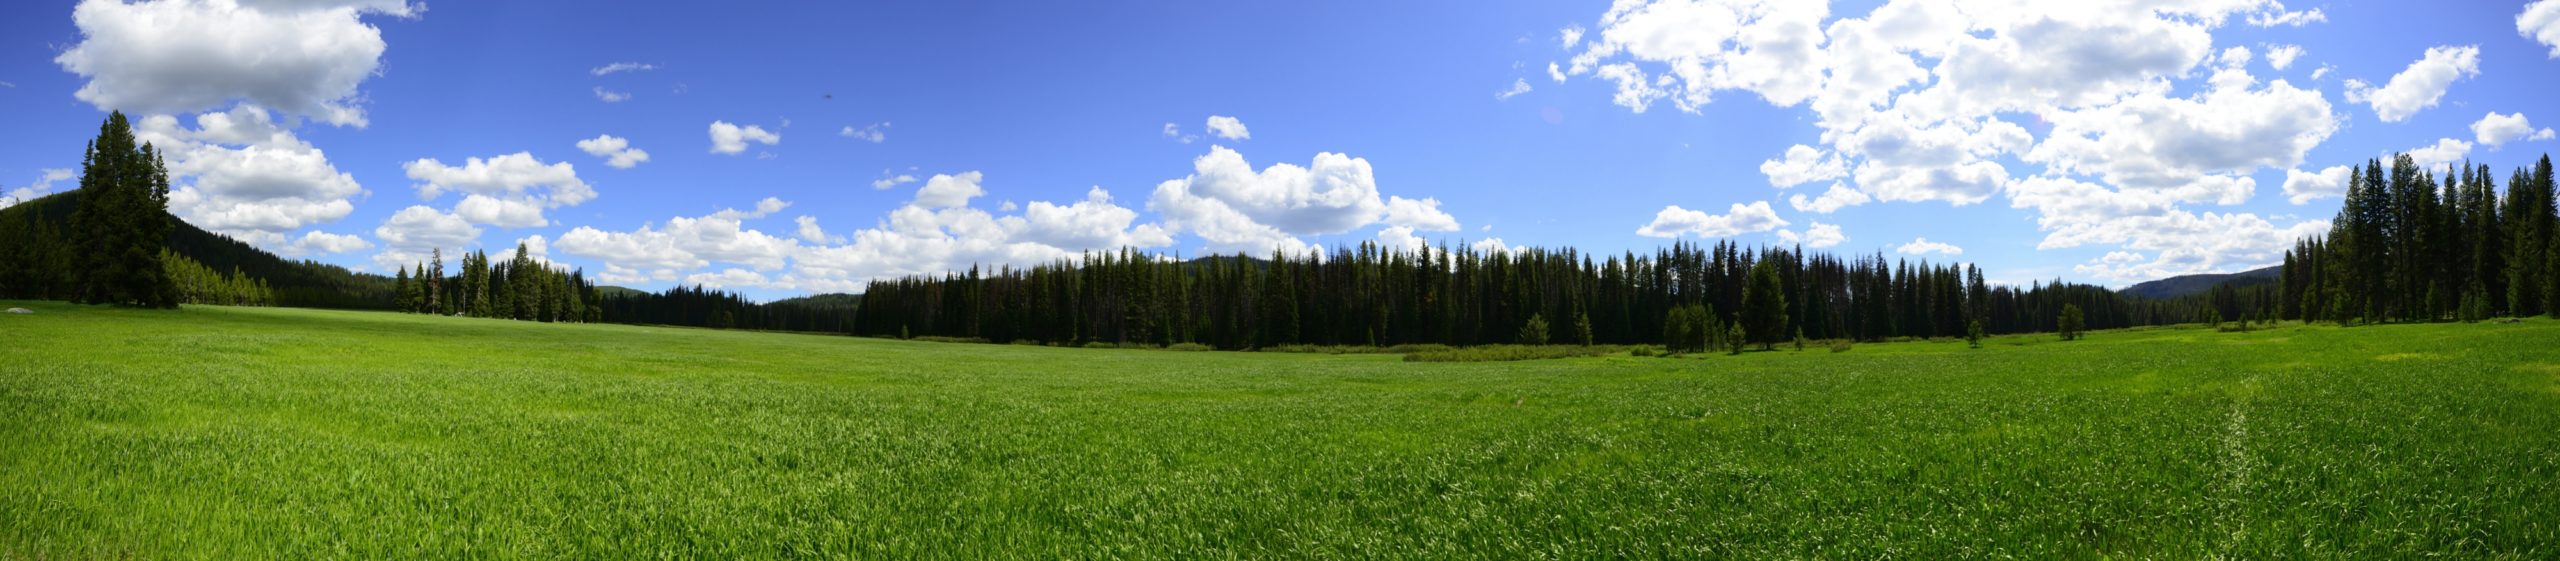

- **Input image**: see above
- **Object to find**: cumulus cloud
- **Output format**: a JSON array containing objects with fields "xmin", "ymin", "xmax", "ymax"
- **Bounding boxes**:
[
  {"xmin": 56, "ymin": 0, "xmax": 411, "ymax": 127},
  {"xmin": 2281, "ymin": 165, "xmax": 2353, "ymax": 205},
  {"xmin": 2522, "ymin": 1, "xmax": 2560, "ymax": 58},
  {"xmin": 1787, "ymin": 182, "xmax": 1872, "ymax": 214},
  {"xmin": 2473, "ymin": 112, "xmax": 2557, "ymax": 147},
  {"xmin": 2405, "ymin": 138, "xmax": 2474, "ymax": 170},
  {"xmin": 402, "ymin": 152, "xmax": 595, "ymax": 227},
  {"xmin": 914, "ymin": 172, "xmax": 987, "ymax": 210},
  {"xmin": 1775, "ymin": 221, "xmax": 1846, "ymax": 248},
  {"xmin": 708, "ymin": 121, "xmax": 781, "ymax": 154},
  {"xmin": 1146, "ymin": 146, "xmax": 1456, "ymax": 255},
  {"xmin": 794, "ymin": 216, "xmax": 838, "ymax": 244},
  {"xmin": 2345, "ymin": 46, "xmax": 2480, "ymax": 123},
  {"xmin": 841, "ymin": 122, "xmax": 890, "ymax": 143},
  {"xmin": 130, "ymin": 106, "xmax": 364, "ymax": 244},
  {"xmin": 1495, "ymin": 78, "xmax": 1534, "ymax": 101},
  {"xmin": 371, "ymin": 205, "xmax": 481, "ymax": 267},
  {"xmin": 1634, "ymin": 201, "xmax": 1786, "ymax": 239},
  {"xmin": 1895, "ymin": 237, "xmax": 1962, "ymax": 256},
  {"xmin": 282, "ymin": 230, "xmax": 370, "ymax": 256},
  {"xmin": 1760, "ymin": 144, "xmax": 1845, "ymax": 188},
  {"xmin": 2265, "ymin": 44, "xmax": 2303, "ymax": 70},
  {"xmin": 1, "ymin": 169, "xmax": 76, "ymax": 209},
  {"xmin": 576, "ymin": 134, "xmax": 650, "ymax": 169},
  {"xmin": 1561, "ymin": 0, "xmax": 1829, "ymax": 111},
  {"xmin": 1561, "ymin": 0, "xmax": 2361, "ymax": 283},
  {"xmin": 1204, "ymin": 115, "xmax": 1250, "ymax": 141}
]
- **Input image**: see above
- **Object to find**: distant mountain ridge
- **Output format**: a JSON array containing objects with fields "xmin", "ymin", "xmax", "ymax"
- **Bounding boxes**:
[{"xmin": 2118, "ymin": 265, "xmax": 2280, "ymax": 300}]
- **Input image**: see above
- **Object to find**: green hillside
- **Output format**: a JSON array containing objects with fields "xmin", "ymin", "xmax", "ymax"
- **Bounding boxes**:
[
  {"xmin": 0, "ymin": 191, "xmax": 395, "ymax": 308},
  {"xmin": 5, "ymin": 302, "xmax": 2556, "ymax": 558}
]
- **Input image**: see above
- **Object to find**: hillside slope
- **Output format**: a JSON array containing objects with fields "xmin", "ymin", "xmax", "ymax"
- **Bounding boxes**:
[
  {"xmin": 0, "ymin": 191, "xmax": 395, "ymax": 308},
  {"xmin": 2119, "ymin": 265, "xmax": 2280, "ymax": 300}
]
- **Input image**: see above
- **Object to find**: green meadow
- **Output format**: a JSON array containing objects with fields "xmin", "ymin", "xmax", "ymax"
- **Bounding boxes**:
[{"xmin": 4, "ymin": 301, "xmax": 2557, "ymax": 559}]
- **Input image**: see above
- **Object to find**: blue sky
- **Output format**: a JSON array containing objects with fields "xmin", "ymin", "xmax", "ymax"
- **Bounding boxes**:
[{"xmin": 4, "ymin": 0, "xmax": 2560, "ymax": 299}]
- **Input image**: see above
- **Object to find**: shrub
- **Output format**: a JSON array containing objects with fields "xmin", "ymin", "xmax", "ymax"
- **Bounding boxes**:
[
  {"xmin": 1166, "ymin": 342, "xmax": 1215, "ymax": 352},
  {"xmin": 1402, "ymin": 345, "xmax": 1627, "ymax": 363},
  {"xmin": 913, "ymin": 336, "xmax": 990, "ymax": 345},
  {"xmin": 1829, "ymin": 339, "xmax": 1853, "ymax": 353},
  {"xmin": 1518, "ymin": 313, "xmax": 1550, "ymax": 345}
]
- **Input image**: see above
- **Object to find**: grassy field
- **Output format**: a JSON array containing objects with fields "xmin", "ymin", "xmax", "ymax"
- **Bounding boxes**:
[{"xmin": 4, "ymin": 301, "xmax": 2558, "ymax": 559}]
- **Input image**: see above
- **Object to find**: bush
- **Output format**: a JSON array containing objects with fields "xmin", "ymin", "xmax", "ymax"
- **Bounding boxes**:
[
  {"xmin": 913, "ymin": 336, "xmax": 991, "ymax": 345},
  {"xmin": 1403, "ymin": 345, "xmax": 1628, "ymax": 363},
  {"xmin": 1517, "ymin": 313, "xmax": 1550, "ymax": 345},
  {"xmin": 1166, "ymin": 342, "xmax": 1214, "ymax": 352},
  {"xmin": 1828, "ymin": 339, "xmax": 1853, "ymax": 353}
]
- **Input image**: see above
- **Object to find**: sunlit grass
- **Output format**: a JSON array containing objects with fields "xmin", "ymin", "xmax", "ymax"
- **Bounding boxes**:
[{"xmin": 4, "ymin": 301, "xmax": 2556, "ymax": 558}]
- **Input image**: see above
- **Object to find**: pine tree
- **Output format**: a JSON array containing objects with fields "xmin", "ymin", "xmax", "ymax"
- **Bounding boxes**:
[
  {"xmin": 1573, "ymin": 312, "xmax": 1594, "ymax": 346},
  {"xmin": 1742, "ymin": 260, "xmax": 1788, "ymax": 350},
  {"xmin": 2058, "ymin": 304, "xmax": 2085, "ymax": 341},
  {"xmin": 68, "ymin": 112, "xmax": 177, "ymax": 308},
  {"xmin": 1517, "ymin": 313, "xmax": 1550, "ymax": 345}
]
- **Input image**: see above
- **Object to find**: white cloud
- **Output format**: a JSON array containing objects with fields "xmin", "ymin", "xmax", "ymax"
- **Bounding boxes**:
[
  {"xmin": 1, "ymin": 169, "xmax": 77, "ymax": 209},
  {"xmin": 871, "ymin": 170, "xmax": 919, "ymax": 190},
  {"xmin": 1895, "ymin": 237, "xmax": 1962, "ymax": 256},
  {"xmin": 1787, "ymin": 182, "xmax": 1872, "ymax": 214},
  {"xmin": 1144, "ymin": 146, "xmax": 1454, "ymax": 256},
  {"xmin": 56, "ymin": 0, "xmax": 410, "ymax": 127},
  {"xmin": 1495, "ymin": 78, "xmax": 1534, "ymax": 101},
  {"xmin": 841, "ymin": 122, "xmax": 890, "ymax": 143},
  {"xmin": 2345, "ymin": 46, "xmax": 2480, "ymax": 123},
  {"xmin": 785, "ymin": 176, "xmax": 1176, "ymax": 291},
  {"xmin": 794, "ymin": 216, "xmax": 838, "ymax": 244},
  {"xmin": 708, "ymin": 121, "xmax": 781, "ymax": 154},
  {"xmin": 590, "ymin": 62, "xmax": 655, "ymax": 76},
  {"xmin": 131, "ymin": 106, "xmax": 364, "ymax": 242},
  {"xmin": 1560, "ymin": 25, "xmax": 1585, "ymax": 49},
  {"xmin": 576, "ymin": 134, "xmax": 650, "ymax": 169},
  {"xmin": 403, "ymin": 152, "xmax": 595, "ymax": 228},
  {"xmin": 557, "ymin": 199, "xmax": 802, "ymax": 274},
  {"xmin": 2473, "ymin": 112, "xmax": 2557, "ymax": 147},
  {"xmin": 373, "ymin": 205, "xmax": 480, "ymax": 256},
  {"xmin": 1634, "ymin": 201, "xmax": 1786, "ymax": 239},
  {"xmin": 1775, "ymin": 221, "xmax": 1846, "ymax": 248},
  {"xmin": 2520, "ymin": 0, "xmax": 2560, "ymax": 57},
  {"xmin": 2027, "ymin": 70, "xmax": 2335, "ymax": 205},
  {"xmin": 1759, "ymin": 144, "xmax": 1845, "ymax": 188},
  {"xmin": 2281, "ymin": 165, "xmax": 2353, "ymax": 205},
  {"xmin": 593, "ymin": 87, "xmax": 630, "ymax": 103},
  {"xmin": 282, "ymin": 230, "xmax": 370, "ymax": 256},
  {"xmin": 2405, "ymin": 138, "xmax": 2473, "ymax": 170},
  {"xmin": 1162, "ymin": 122, "xmax": 1197, "ymax": 144},
  {"xmin": 1205, "ymin": 115, "xmax": 1250, "ymax": 141},
  {"xmin": 914, "ymin": 172, "xmax": 987, "ymax": 210},
  {"xmin": 1381, "ymin": 196, "xmax": 1461, "ymax": 231},
  {"xmin": 2246, "ymin": 5, "xmax": 2324, "ymax": 27},
  {"xmin": 1563, "ymin": 0, "xmax": 1830, "ymax": 111},
  {"xmin": 2264, "ymin": 44, "xmax": 2303, "ymax": 70}
]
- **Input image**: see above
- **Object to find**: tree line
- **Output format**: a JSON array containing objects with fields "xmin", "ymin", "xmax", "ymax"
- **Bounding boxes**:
[
  {"xmin": 853, "ymin": 242, "xmax": 2209, "ymax": 350},
  {"xmin": 2283, "ymin": 153, "xmax": 2558, "ymax": 324}
]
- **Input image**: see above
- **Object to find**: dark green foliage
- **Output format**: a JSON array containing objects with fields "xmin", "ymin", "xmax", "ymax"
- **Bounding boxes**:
[
  {"xmin": 2059, "ymin": 304, "xmax": 2085, "ymax": 341},
  {"xmin": 1967, "ymin": 320, "xmax": 1984, "ymax": 349},
  {"xmin": 1573, "ymin": 312, "xmax": 1594, "ymax": 346},
  {"xmin": 1742, "ymin": 259, "xmax": 1788, "ymax": 350},
  {"xmin": 67, "ymin": 112, "xmax": 177, "ymax": 308},
  {"xmin": 857, "ymin": 241, "xmax": 2174, "ymax": 350},
  {"xmin": 1401, "ymin": 344, "xmax": 1626, "ymax": 362},
  {"xmin": 2285, "ymin": 152, "xmax": 2558, "ymax": 325},
  {"xmin": 1517, "ymin": 313, "xmax": 1550, "ymax": 345},
  {"xmin": 1725, "ymin": 323, "xmax": 1746, "ymax": 355}
]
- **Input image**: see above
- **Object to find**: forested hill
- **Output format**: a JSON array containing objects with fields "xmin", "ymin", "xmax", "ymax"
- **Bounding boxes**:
[
  {"xmin": 0, "ymin": 191, "xmax": 397, "ymax": 309},
  {"xmin": 2119, "ymin": 266, "xmax": 2280, "ymax": 300}
]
